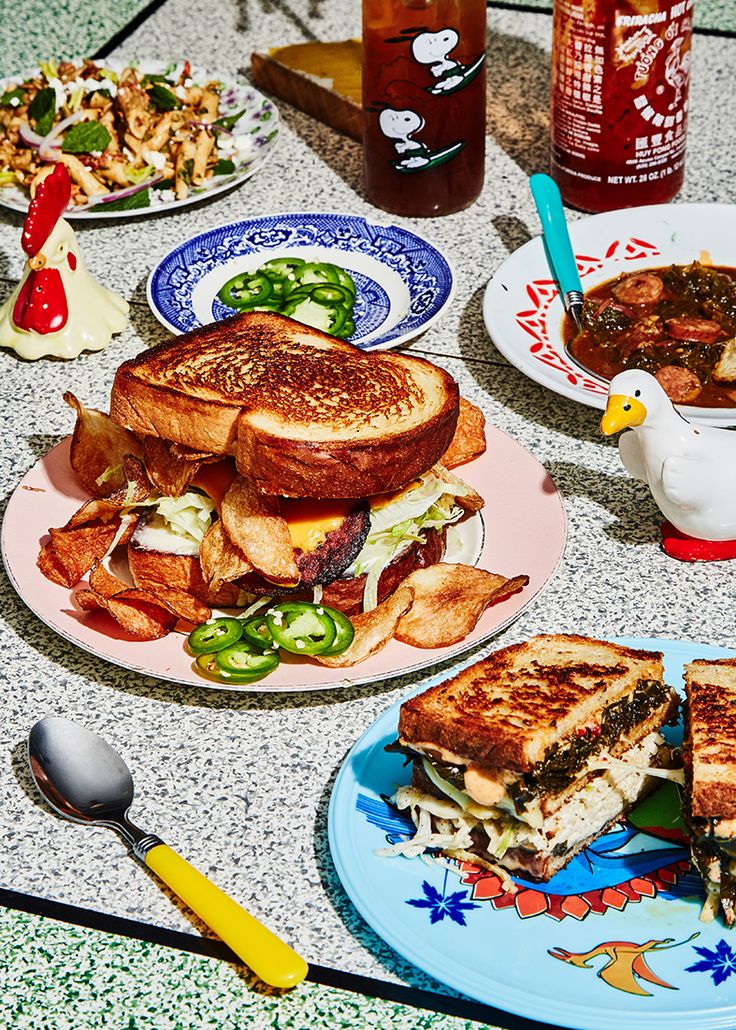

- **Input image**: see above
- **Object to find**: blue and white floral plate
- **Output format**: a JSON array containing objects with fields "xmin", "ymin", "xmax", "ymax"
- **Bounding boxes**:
[
  {"xmin": 146, "ymin": 212, "xmax": 455, "ymax": 349},
  {"xmin": 328, "ymin": 637, "xmax": 736, "ymax": 1030}
]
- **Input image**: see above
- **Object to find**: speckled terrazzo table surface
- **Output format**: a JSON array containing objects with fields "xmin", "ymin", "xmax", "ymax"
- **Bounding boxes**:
[{"xmin": 1, "ymin": 2, "xmax": 736, "ymax": 1028}]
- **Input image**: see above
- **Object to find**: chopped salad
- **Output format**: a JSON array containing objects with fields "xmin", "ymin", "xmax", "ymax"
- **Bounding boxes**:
[{"xmin": 0, "ymin": 59, "xmax": 277, "ymax": 211}]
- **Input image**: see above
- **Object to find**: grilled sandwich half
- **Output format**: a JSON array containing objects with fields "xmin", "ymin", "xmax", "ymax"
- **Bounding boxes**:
[
  {"xmin": 389, "ymin": 634, "xmax": 680, "ymax": 882},
  {"xmin": 684, "ymin": 658, "xmax": 736, "ymax": 924}
]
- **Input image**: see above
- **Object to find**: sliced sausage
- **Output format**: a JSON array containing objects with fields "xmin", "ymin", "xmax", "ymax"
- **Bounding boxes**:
[
  {"xmin": 654, "ymin": 365, "xmax": 702, "ymax": 404},
  {"xmin": 612, "ymin": 272, "xmax": 664, "ymax": 305},
  {"xmin": 665, "ymin": 317, "xmax": 723, "ymax": 343}
]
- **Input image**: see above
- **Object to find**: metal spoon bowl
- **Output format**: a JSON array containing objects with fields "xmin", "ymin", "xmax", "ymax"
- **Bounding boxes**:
[{"xmin": 28, "ymin": 716, "xmax": 307, "ymax": 989}]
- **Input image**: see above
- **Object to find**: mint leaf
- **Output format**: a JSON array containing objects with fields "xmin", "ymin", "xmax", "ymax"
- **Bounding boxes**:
[
  {"xmin": 142, "ymin": 73, "xmax": 173, "ymax": 85},
  {"xmin": 214, "ymin": 108, "xmax": 245, "ymax": 131},
  {"xmin": 61, "ymin": 121, "xmax": 112, "ymax": 154},
  {"xmin": 28, "ymin": 87, "xmax": 55, "ymax": 134},
  {"xmin": 213, "ymin": 158, "xmax": 235, "ymax": 175},
  {"xmin": 102, "ymin": 188, "xmax": 151, "ymax": 211},
  {"xmin": 147, "ymin": 84, "xmax": 180, "ymax": 112},
  {"xmin": 152, "ymin": 177, "xmax": 174, "ymax": 190},
  {"xmin": 1, "ymin": 87, "xmax": 25, "ymax": 107}
]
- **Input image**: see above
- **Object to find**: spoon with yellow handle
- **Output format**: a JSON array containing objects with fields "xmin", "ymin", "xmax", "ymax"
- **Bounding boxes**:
[{"xmin": 27, "ymin": 716, "xmax": 308, "ymax": 989}]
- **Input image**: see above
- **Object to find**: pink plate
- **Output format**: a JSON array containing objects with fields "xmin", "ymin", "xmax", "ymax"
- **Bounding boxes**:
[{"xmin": 1, "ymin": 431, "xmax": 566, "ymax": 692}]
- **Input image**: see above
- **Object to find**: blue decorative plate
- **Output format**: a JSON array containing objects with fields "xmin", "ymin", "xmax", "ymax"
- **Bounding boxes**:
[
  {"xmin": 146, "ymin": 212, "xmax": 454, "ymax": 349},
  {"xmin": 328, "ymin": 637, "xmax": 736, "ymax": 1030}
]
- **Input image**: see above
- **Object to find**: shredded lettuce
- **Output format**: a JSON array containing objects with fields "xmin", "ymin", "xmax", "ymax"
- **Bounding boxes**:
[
  {"xmin": 95, "ymin": 463, "xmax": 122, "ymax": 487},
  {"xmin": 346, "ymin": 472, "xmax": 468, "ymax": 611},
  {"xmin": 154, "ymin": 491, "xmax": 215, "ymax": 545}
]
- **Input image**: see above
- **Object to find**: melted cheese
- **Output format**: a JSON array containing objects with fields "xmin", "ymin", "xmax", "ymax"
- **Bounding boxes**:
[
  {"xmin": 280, "ymin": 498, "xmax": 353, "ymax": 553},
  {"xmin": 370, "ymin": 480, "xmax": 422, "ymax": 510},
  {"xmin": 191, "ymin": 460, "xmax": 236, "ymax": 511}
]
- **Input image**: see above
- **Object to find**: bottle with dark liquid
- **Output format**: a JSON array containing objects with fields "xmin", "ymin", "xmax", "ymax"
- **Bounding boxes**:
[
  {"xmin": 362, "ymin": 0, "xmax": 486, "ymax": 217},
  {"xmin": 550, "ymin": 0, "xmax": 693, "ymax": 212}
]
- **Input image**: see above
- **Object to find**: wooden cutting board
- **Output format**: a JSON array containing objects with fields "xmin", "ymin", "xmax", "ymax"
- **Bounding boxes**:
[{"xmin": 251, "ymin": 40, "xmax": 363, "ymax": 142}]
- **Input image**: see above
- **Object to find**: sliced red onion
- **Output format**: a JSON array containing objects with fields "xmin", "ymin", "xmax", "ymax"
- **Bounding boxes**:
[
  {"xmin": 85, "ymin": 173, "xmax": 164, "ymax": 207},
  {"xmin": 38, "ymin": 110, "xmax": 90, "ymax": 161},
  {"xmin": 19, "ymin": 122, "xmax": 56, "ymax": 149}
]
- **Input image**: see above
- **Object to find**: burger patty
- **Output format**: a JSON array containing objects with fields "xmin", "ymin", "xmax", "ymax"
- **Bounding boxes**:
[
  {"xmin": 238, "ymin": 504, "xmax": 371, "ymax": 594},
  {"xmin": 238, "ymin": 525, "xmax": 446, "ymax": 615},
  {"xmin": 296, "ymin": 504, "xmax": 371, "ymax": 586}
]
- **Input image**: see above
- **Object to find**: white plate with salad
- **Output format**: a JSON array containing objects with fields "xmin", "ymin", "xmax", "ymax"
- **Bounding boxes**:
[{"xmin": 0, "ymin": 58, "xmax": 280, "ymax": 218}]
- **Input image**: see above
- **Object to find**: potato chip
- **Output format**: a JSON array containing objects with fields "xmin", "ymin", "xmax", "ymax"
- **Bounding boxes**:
[
  {"xmin": 200, "ymin": 520, "xmax": 253, "ymax": 593},
  {"xmin": 441, "ymin": 397, "xmax": 487, "ymax": 469},
  {"xmin": 314, "ymin": 583, "xmax": 415, "ymax": 667},
  {"xmin": 169, "ymin": 442, "xmax": 220, "ymax": 463},
  {"xmin": 37, "ymin": 520, "xmax": 122, "ymax": 587},
  {"xmin": 89, "ymin": 562, "xmax": 128, "ymax": 598},
  {"xmin": 128, "ymin": 543, "xmax": 239, "ymax": 607},
  {"xmin": 145, "ymin": 585, "xmax": 211, "ymax": 624},
  {"xmin": 433, "ymin": 463, "xmax": 484, "ymax": 512},
  {"xmin": 221, "ymin": 475, "xmax": 299, "ymax": 586},
  {"xmin": 84, "ymin": 561, "xmax": 210, "ymax": 632},
  {"xmin": 64, "ymin": 392, "xmax": 143, "ymax": 497},
  {"xmin": 143, "ymin": 436, "xmax": 201, "ymax": 497},
  {"xmin": 63, "ymin": 458, "xmax": 149, "ymax": 529},
  {"xmin": 37, "ymin": 541, "xmax": 74, "ymax": 586},
  {"xmin": 76, "ymin": 588, "xmax": 178, "ymax": 640},
  {"xmin": 395, "ymin": 564, "xmax": 529, "ymax": 648}
]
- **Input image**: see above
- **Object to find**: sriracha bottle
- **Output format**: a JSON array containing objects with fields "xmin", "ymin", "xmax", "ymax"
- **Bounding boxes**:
[{"xmin": 550, "ymin": 0, "xmax": 694, "ymax": 212}]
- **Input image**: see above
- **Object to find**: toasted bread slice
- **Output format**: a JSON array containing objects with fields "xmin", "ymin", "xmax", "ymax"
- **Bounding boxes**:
[
  {"xmin": 399, "ymin": 634, "xmax": 665, "ymax": 772},
  {"xmin": 111, "ymin": 311, "xmax": 459, "ymax": 498},
  {"xmin": 685, "ymin": 658, "xmax": 736, "ymax": 823}
]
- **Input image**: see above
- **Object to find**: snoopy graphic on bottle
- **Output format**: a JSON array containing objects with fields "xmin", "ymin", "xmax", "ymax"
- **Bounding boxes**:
[
  {"xmin": 411, "ymin": 27, "xmax": 485, "ymax": 95},
  {"xmin": 373, "ymin": 25, "xmax": 484, "ymax": 173}
]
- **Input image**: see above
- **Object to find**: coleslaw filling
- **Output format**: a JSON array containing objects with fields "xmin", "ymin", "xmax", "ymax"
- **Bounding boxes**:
[{"xmin": 345, "ymin": 470, "xmax": 472, "ymax": 611}]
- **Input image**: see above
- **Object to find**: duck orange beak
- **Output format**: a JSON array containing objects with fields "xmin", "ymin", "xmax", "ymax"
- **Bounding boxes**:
[{"xmin": 600, "ymin": 394, "xmax": 647, "ymax": 435}]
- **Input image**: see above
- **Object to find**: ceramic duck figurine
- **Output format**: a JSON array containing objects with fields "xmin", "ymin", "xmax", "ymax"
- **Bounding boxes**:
[
  {"xmin": 601, "ymin": 369, "xmax": 736, "ymax": 560},
  {"xmin": 0, "ymin": 163, "xmax": 128, "ymax": 360}
]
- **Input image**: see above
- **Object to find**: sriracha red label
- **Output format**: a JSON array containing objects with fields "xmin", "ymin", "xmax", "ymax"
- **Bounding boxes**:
[{"xmin": 550, "ymin": 0, "xmax": 693, "ymax": 212}]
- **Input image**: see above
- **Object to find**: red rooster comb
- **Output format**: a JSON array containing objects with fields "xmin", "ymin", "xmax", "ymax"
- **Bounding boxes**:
[{"xmin": 21, "ymin": 164, "xmax": 72, "ymax": 257}]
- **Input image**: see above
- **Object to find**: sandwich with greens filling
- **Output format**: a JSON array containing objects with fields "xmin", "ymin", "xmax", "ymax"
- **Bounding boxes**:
[
  {"xmin": 385, "ymin": 634, "xmax": 680, "ymax": 882},
  {"xmin": 684, "ymin": 658, "xmax": 736, "ymax": 925}
]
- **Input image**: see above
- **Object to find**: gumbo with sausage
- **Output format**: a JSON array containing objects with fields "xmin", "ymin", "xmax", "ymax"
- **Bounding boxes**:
[{"xmin": 564, "ymin": 262, "xmax": 736, "ymax": 406}]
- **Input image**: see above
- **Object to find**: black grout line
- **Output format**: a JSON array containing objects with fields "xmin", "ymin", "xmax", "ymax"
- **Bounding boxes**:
[
  {"xmin": 91, "ymin": 0, "xmax": 172, "ymax": 58},
  {"xmin": 0, "ymin": 888, "xmax": 559, "ymax": 1029}
]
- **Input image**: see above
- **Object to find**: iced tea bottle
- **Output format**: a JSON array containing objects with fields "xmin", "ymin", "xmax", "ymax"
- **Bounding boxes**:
[
  {"xmin": 362, "ymin": 0, "xmax": 487, "ymax": 217},
  {"xmin": 550, "ymin": 0, "xmax": 693, "ymax": 212}
]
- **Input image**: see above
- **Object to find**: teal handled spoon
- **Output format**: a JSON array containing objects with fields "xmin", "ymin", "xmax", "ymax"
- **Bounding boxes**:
[{"xmin": 529, "ymin": 173, "xmax": 584, "ymax": 331}]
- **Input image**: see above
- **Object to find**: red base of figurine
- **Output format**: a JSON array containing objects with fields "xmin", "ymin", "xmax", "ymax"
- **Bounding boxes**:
[{"xmin": 660, "ymin": 521, "xmax": 736, "ymax": 562}]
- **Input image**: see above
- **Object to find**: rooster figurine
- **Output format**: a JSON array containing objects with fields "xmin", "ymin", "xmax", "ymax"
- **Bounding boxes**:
[{"xmin": 0, "ymin": 164, "xmax": 128, "ymax": 359}]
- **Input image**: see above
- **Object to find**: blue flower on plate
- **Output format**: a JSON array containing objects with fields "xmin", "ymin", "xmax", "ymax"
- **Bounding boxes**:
[
  {"xmin": 406, "ymin": 870, "xmax": 479, "ymax": 926},
  {"xmin": 686, "ymin": 939, "xmax": 736, "ymax": 985}
]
